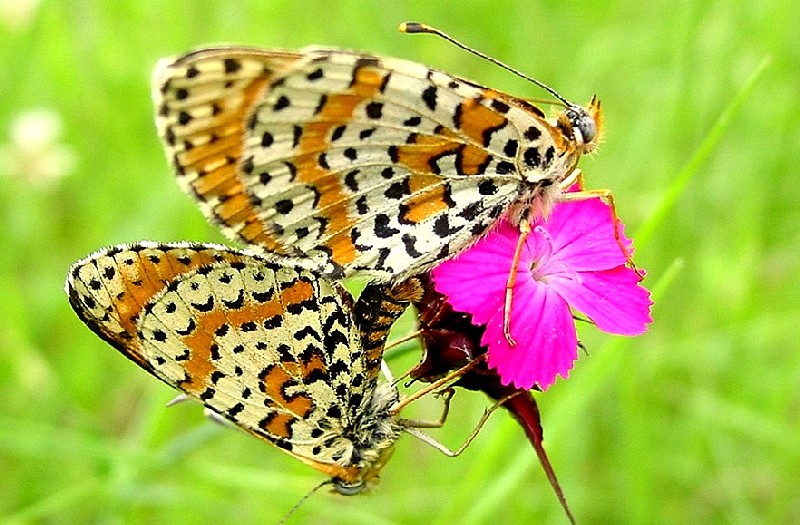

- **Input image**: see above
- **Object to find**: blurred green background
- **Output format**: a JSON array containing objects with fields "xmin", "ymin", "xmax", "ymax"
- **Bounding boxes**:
[{"xmin": 1, "ymin": 1, "xmax": 797, "ymax": 523}]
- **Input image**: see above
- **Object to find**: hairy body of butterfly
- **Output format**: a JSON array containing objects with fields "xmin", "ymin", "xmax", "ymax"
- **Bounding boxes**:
[
  {"xmin": 66, "ymin": 242, "xmax": 422, "ymax": 493},
  {"xmin": 153, "ymin": 46, "xmax": 602, "ymax": 281}
]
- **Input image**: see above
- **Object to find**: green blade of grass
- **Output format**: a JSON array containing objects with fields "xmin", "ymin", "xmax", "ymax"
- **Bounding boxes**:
[{"xmin": 635, "ymin": 55, "xmax": 772, "ymax": 248}]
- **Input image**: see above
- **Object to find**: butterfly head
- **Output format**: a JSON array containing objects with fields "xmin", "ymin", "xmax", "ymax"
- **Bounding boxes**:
[
  {"xmin": 325, "ymin": 381, "xmax": 401, "ymax": 495},
  {"xmin": 559, "ymin": 96, "xmax": 603, "ymax": 155},
  {"xmin": 331, "ymin": 441, "xmax": 398, "ymax": 495}
]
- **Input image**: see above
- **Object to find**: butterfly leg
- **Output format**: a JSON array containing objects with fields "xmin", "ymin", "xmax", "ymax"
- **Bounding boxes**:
[
  {"xmin": 390, "ymin": 354, "xmax": 485, "ymax": 415},
  {"xmin": 503, "ymin": 220, "xmax": 531, "ymax": 346},
  {"xmin": 401, "ymin": 391, "xmax": 522, "ymax": 457},
  {"xmin": 556, "ymin": 183, "xmax": 641, "ymax": 276},
  {"xmin": 396, "ymin": 387, "xmax": 455, "ymax": 429}
]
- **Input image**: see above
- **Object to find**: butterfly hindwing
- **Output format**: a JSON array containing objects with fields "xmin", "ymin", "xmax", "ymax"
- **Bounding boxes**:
[{"xmin": 66, "ymin": 242, "xmax": 398, "ymax": 481}]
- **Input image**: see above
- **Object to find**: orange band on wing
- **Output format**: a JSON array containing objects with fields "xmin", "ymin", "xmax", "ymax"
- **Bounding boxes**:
[
  {"xmin": 455, "ymin": 97, "xmax": 508, "ymax": 146},
  {"xmin": 174, "ymin": 75, "xmax": 288, "ymax": 253},
  {"xmin": 295, "ymin": 66, "xmax": 386, "ymax": 266},
  {"xmin": 396, "ymin": 173, "xmax": 448, "ymax": 224},
  {"xmin": 259, "ymin": 365, "xmax": 314, "ymax": 421},
  {"xmin": 113, "ymin": 249, "xmax": 243, "ymax": 339},
  {"xmin": 173, "ymin": 265, "xmax": 316, "ymax": 395}
]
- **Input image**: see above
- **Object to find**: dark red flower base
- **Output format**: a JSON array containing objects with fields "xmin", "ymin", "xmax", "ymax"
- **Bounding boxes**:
[{"xmin": 410, "ymin": 275, "xmax": 576, "ymax": 524}]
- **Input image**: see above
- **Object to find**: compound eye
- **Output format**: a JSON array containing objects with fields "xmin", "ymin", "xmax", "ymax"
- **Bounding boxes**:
[
  {"xmin": 567, "ymin": 107, "xmax": 597, "ymax": 145},
  {"xmin": 333, "ymin": 479, "xmax": 364, "ymax": 496}
]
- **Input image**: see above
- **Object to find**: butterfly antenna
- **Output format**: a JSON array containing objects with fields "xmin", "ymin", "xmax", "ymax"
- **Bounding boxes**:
[
  {"xmin": 399, "ymin": 22, "xmax": 573, "ymax": 106},
  {"xmin": 276, "ymin": 479, "xmax": 332, "ymax": 525}
]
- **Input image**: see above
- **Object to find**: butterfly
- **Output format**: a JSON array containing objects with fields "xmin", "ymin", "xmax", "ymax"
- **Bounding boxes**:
[
  {"xmin": 151, "ymin": 23, "xmax": 603, "ymax": 285},
  {"xmin": 65, "ymin": 241, "xmax": 432, "ymax": 493}
]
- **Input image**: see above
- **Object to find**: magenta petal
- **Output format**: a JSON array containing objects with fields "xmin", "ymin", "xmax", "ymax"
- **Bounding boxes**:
[
  {"xmin": 549, "ymin": 266, "xmax": 653, "ymax": 336},
  {"xmin": 482, "ymin": 282, "xmax": 578, "ymax": 390},
  {"xmin": 432, "ymin": 263, "xmax": 507, "ymax": 324},
  {"xmin": 544, "ymin": 194, "xmax": 629, "ymax": 249},
  {"xmin": 430, "ymin": 194, "xmax": 652, "ymax": 392},
  {"xmin": 541, "ymin": 198, "xmax": 632, "ymax": 272},
  {"xmin": 432, "ymin": 223, "xmax": 519, "ymax": 324}
]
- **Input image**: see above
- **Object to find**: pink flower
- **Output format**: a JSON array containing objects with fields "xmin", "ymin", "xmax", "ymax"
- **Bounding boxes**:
[{"xmin": 431, "ymin": 194, "xmax": 653, "ymax": 390}]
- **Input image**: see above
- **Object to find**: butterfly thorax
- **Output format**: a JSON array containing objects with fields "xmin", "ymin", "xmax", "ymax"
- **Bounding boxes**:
[{"xmin": 332, "ymin": 381, "xmax": 402, "ymax": 494}]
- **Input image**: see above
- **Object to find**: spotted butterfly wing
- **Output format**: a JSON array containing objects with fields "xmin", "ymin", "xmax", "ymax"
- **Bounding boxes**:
[
  {"xmin": 153, "ymin": 46, "xmax": 601, "ymax": 281},
  {"xmin": 66, "ymin": 242, "xmax": 414, "ymax": 490}
]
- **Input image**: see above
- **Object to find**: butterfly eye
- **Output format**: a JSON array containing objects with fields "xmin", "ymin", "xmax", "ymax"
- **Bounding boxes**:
[
  {"xmin": 332, "ymin": 479, "xmax": 365, "ymax": 496},
  {"xmin": 565, "ymin": 106, "xmax": 597, "ymax": 146}
]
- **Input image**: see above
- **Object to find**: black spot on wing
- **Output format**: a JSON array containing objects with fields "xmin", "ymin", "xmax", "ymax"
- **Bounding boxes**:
[
  {"xmin": 524, "ymin": 146, "xmax": 541, "ymax": 168},
  {"xmin": 365, "ymin": 102, "xmax": 383, "ymax": 119},
  {"xmin": 191, "ymin": 295, "xmax": 215, "ymax": 312},
  {"xmin": 402, "ymin": 234, "xmax": 423, "ymax": 257},
  {"xmin": 421, "ymin": 85, "xmax": 438, "ymax": 110},
  {"xmin": 222, "ymin": 289, "xmax": 245, "ymax": 309},
  {"xmin": 373, "ymin": 214, "xmax": 399, "ymax": 238}
]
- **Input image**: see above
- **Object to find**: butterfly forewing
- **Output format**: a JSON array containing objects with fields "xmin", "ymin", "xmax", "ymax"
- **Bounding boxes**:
[
  {"xmin": 154, "ymin": 46, "xmax": 588, "ymax": 281},
  {"xmin": 240, "ymin": 49, "xmax": 527, "ymax": 279},
  {"xmin": 66, "ymin": 242, "xmax": 399, "ymax": 482},
  {"xmin": 153, "ymin": 49, "xmax": 304, "ymax": 255}
]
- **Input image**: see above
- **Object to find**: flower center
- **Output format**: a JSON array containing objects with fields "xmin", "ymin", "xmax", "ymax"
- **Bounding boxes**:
[
  {"xmin": 529, "ymin": 225, "xmax": 553, "ymax": 281},
  {"xmin": 528, "ymin": 225, "xmax": 581, "ymax": 285}
]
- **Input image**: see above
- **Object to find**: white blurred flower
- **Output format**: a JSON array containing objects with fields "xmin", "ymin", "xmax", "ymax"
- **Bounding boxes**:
[
  {"xmin": 0, "ymin": 0, "xmax": 42, "ymax": 32},
  {"xmin": 0, "ymin": 109, "xmax": 77, "ymax": 187}
]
